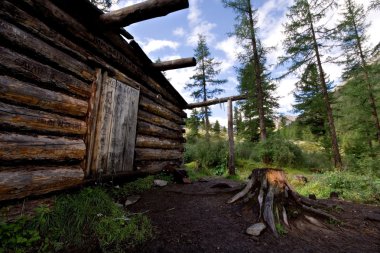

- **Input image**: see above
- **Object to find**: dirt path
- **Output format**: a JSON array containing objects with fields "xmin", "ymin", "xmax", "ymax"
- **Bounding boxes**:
[{"xmin": 129, "ymin": 179, "xmax": 380, "ymax": 253}]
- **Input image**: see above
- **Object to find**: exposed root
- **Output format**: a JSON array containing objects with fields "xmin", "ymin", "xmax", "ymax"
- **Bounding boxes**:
[{"xmin": 228, "ymin": 168, "xmax": 339, "ymax": 236}]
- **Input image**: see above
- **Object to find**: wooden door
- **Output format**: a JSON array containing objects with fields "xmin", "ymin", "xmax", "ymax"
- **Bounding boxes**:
[{"xmin": 88, "ymin": 74, "xmax": 140, "ymax": 175}]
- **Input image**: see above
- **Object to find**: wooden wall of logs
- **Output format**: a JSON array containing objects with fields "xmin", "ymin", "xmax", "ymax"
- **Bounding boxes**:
[{"xmin": 0, "ymin": 0, "xmax": 193, "ymax": 201}]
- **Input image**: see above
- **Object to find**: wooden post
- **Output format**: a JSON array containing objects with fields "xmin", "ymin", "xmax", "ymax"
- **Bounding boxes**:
[
  {"xmin": 100, "ymin": 0, "xmax": 189, "ymax": 27},
  {"xmin": 227, "ymin": 99, "xmax": 235, "ymax": 175}
]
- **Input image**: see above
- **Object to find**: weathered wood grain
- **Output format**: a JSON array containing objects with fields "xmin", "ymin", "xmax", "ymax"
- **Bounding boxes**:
[
  {"xmin": 85, "ymin": 69, "xmax": 103, "ymax": 176},
  {"xmin": 0, "ymin": 1, "xmax": 89, "ymax": 63},
  {"xmin": 0, "ymin": 166, "xmax": 84, "ymax": 201},
  {"xmin": 137, "ymin": 121, "xmax": 185, "ymax": 141},
  {"xmin": 0, "ymin": 102, "xmax": 87, "ymax": 135},
  {"xmin": 100, "ymin": 0, "xmax": 189, "ymax": 27},
  {"xmin": 138, "ymin": 110, "xmax": 183, "ymax": 132},
  {"xmin": 20, "ymin": 0, "xmax": 182, "ymax": 106},
  {"xmin": 0, "ymin": 18, "xmax": 94, "ymax": 82},
  {"xmin": 135, "ymin": 148, "xmax": 183, "ymax": 161},
  {"xmin": 0, "ymin": 46, "xmax": 91, "ymax": 98},
  {"xmin": 134, "ymin": 160, "xmax": 182, "ymax": 172},
  {"xmin": 0, "ymin": 75, "xmax": 88, "ymax": 117},
  {"xmin": 0, "ymin": 133, "xmax": 85, "ymax": 161},
  {"xmin": 91, "ymin": 76, "xmax": 140, "ymax": 175},
  {"xmin": 153, "ymin": 57, "xmax": 196, "ymax": 71},
  {"xmin": 139, "ymin": 96, "xmax": 185, "ymax": 124},
  {"xmin": 136, "ymin": 135, "xmax": 184, "ymax": 150}
]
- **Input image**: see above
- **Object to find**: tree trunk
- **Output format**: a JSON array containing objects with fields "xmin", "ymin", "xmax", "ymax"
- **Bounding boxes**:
[
  {"xmin": 307, "ymin": 5, "xmax": 342, "ymax": 169},
  {"xmin": 228, "ymin": 168, "xmax": 338, "ymax": 237},
  {"xmin": 352, "ymin": 17, "xmax": 380, "ymax": 143},
  {"xmin": 247, "ymin": 0, "xmax": 266, "ymax": 141},
  {"xmin": 227, "ymin": 99, "xmax": 235, "ymax": 175}
]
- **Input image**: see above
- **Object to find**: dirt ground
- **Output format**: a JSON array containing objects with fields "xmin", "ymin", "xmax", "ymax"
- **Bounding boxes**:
[{"xmin": 129, "ymin": 178, "xmax": 380, "ymax": 253}]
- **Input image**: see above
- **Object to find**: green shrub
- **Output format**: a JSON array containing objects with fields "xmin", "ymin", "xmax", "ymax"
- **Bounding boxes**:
[
  {"xmin": 184, "ymin": 138, "xmax": 228, "ymax": 175},
  {"xmin": 0, "ymin": 216, "xmax": 41, "ymax": 253},
  {"xmin": 251, "ymin": 135, "xmax": 304, "ymax": 167}
]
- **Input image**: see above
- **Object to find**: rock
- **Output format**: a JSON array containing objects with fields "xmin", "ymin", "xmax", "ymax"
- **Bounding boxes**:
[
  {"xmin": 154, "ymin": 179, "xmax": 168, "ymax": 187},
  {"xmin": 309, "ymin": 194, "xmax": 317, "ymax": 200},
  {"xmin": 125, "ymin": 195, "xmax": 141, "ymax": 207},
  {"xmin": 246, "ymin": 223, "xmax": 266, "ymax": 236},
  {"xmin": 115, "ymin": 202, "xmax": 124, "ymax": 208},
  {"xmin": 304, "ymin": 215, "xmax": 324, "ymax": 227}
]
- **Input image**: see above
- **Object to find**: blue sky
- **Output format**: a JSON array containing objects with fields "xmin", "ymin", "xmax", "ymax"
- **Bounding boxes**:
[{"xmin": 111, "ymin": 0, "xmax": 380, "ymax": 126}]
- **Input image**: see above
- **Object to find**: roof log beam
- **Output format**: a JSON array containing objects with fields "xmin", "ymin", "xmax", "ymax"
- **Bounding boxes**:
[
  {"xmin": 100, "ymin": 0, "xmax": 189, "ymax": 27},
  {"xmin": 153, "ymin": 57, "xmax": 196, "ymax": 71}
]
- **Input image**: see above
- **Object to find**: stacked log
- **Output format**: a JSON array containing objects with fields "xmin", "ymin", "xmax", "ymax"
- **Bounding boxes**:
[{"xmin": 0, "ymin": 0, "xmax": 188, "ymax": 201}]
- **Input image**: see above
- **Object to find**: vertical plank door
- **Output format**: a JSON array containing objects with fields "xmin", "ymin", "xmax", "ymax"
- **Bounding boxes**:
[{"xmin": 89, "ymin": 74, "xmax": 140, "ymax": 175}]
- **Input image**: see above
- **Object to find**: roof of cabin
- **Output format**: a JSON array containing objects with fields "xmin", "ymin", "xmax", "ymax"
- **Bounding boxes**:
[{"xmin": 53, "ymin": 0, "xmax": 189, "ymax": 108}]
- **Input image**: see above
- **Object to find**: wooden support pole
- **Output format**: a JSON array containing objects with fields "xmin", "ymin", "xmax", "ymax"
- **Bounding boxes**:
[
  {"xmin": 100, "ymin": 0, "xmax": 189, "ymax": 27},
  {"xmin": 153, "ymin": 57, "xmax": 196, "ymax": 71},
  {"xmin": 187, "ymin": 94, "xmax": 248, "ymax": 109},
  {"xmin": 228, "ymin": 99, "xmax": 235, "ymax": 175}
]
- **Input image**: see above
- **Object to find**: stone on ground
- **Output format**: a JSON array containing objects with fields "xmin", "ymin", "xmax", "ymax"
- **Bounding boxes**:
[
  {"xmin": 154, "ymin": 179, "xmax": 168, "ymax": 187},
  {"xmin": 246, "ymin": 223, "xmax": 267, "ymax": 236}
]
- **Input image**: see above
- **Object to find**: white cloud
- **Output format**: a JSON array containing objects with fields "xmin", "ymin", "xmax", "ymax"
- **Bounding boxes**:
[
  {"xmin": 188, "ymin": 0, "xmax": 202, "ymax": 25},
  {"xmin": 142, "ymin": 39, "xmax": 179, "ymax": 54},
  {"xmin": 165, "ymin": 67, "xmax": 196, "ymax": 103},
  {"xmin": 187, "ymin": 21, "xmax": 217, "ymax": 46},
  {"xmin": 215, "ymin": 36, "xmax": 242, "ymax": 72},
  {"xmin": 186, "ymin": 0, "xmax": 217, "ymax": 46},
  {"xmin": 173, "ymin": 27, "xmax": 185, "ymax": 37}
]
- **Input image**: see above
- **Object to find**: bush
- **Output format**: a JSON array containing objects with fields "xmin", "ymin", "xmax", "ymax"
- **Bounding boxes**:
[
  {"xmin": 184, "ymin": 138, "xmax": 228, "ymax": 175},
  {"xmin": 251, "ymin": 135, "xmax": 304, "ymax": 167}
]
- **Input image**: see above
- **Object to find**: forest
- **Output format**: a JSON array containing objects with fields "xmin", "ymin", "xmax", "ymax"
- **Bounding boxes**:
[{"xmin": 1, "ymin": 0, "xmax": 379, "ymax": 252}]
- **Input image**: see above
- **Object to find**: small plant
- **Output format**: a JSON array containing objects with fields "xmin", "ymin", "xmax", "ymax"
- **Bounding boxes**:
[
  {"xmin": 275, "ymin": 223, "xmax": 288, "ymax": 236},
  {"xmin": 0, "ymin": 216, "xmax": 41, "ymax": 253},
  {"xmin": 110, "ymin": 176, "xmax": 155, "ymax": 200}
]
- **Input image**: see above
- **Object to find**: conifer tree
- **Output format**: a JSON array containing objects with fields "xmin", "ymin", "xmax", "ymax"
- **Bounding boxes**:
[
  {"xmin": 294, "ymin": 64, "xmax": 330, "ymax": 141},
  {"xmin": 369, "ymin": 0, "xmax": 380, "ymax": 11},
  {"xmin": 213, "ymin": 120, "xmax": 221, "ymax": 136},
  {"xmin": 186, "ymin": 109, "xmax": 201, "ymax": 142},
  {"xmin": 336, "ymin": 0, "xmax": 380, "ymax": 143},
  {"xmin": 186, "ymin": 35, "xmax": 226, "ymax": 139},
  {"xmin": 222, "ymin": 0, "xmax": 269, "ymax": 141},
  {"xmin": 279, "ymin": 0, "xmax": 343, "ymax": 169}
]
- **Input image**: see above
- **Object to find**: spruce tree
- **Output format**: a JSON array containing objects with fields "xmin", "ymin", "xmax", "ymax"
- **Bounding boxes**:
[
  {"xmin": 294, "ymin": 64, "xmax": 330, "ymax": 146},
  {"xmin": 186, "ymin": 35, "xmax": 226, "ymax": 139},
  {"xmin": 279, "ymin": 0, "xmax": 343, "ymax": 169},
  {"xmin": 222, "ymin": 0, "xmax": 269, "ymax": 141},
  {"xmin": 336, "ymin": 0, "xmax": 380, "ymax": 143},
  {"xmin": 213, "ymin": 120, "xmax": 221, "ymax": 136}
]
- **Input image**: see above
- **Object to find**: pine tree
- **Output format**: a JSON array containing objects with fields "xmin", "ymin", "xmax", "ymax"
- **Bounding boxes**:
[
  {"xmin": 186, "ymin": 109, "xmax": 201, "ymax": 143},
  {"xmin": 237, "ymin": 59, "xmax": 278, "ymax": 142},
  {"xmin": 294, "ymin": 64, "xmax": 331, "ymax": 150},
  {"xmin": 336, "ymin": 0, "xmax": 380, "ymax": 143},
  {"xmin": 222, "ymin": 0, "xmax": 269, "ymax": 141},
  {"xmin": 186, "ymin": 35, "xmax": 226, "ymax": 139},
  {"xmin": 279, "ymin": 0, "xmax": 343, "ymax": 169},
  {"xmin": 213, "ymin": 120, "xmax": 221, "ymax": 136}
]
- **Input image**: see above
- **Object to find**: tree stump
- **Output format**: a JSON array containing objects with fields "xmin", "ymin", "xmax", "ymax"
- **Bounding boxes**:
[{"xmin": 228, "ymin": 168, "xmax": 338, "ymax": 237}]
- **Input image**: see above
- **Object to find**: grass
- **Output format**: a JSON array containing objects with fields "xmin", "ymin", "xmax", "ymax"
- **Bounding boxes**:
[
  {"xmin": 296, "ymin": 171, "xmax": 380, "ymax": 204},
  {"xmin": 186, "ymin": 157, "xmax": 380, "ymax": 204},
  {"xmin": 0, "ymin": 176, "xmax": 158, "ymax": 253}
]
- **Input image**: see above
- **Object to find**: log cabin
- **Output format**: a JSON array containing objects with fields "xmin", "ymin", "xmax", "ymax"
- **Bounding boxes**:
[{"xmin": 0, "ymin": 0, "xmax": 195, "ymax": 201}]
